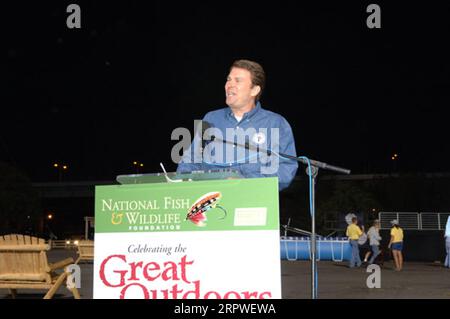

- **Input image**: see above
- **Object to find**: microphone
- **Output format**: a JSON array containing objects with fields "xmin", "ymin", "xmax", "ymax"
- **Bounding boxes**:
[
  {"xmin": 199, "ymin": 121, "xmax": 351, "ymax": 175},
  {"xmin": 200, "ymin": 120, "xmax": 271, "ymax": 156},
  {"xmin": 159, "ymin": 163, "xmax": 183, "ymax": 183}
]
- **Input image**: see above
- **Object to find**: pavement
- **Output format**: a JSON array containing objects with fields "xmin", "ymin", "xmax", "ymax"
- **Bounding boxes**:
[
  {"xmin": 281, "ymin": 259, "xmax": 450, "ymax": 299},
  {"xmin": 1, "ymin": 249, "xmax": 449, "ymax": 299}
]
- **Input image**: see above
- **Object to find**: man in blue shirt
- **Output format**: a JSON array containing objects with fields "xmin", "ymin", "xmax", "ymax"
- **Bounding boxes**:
[{"xmin": 177, "ymin": 60, "xmax": 298, "ymax": 191}]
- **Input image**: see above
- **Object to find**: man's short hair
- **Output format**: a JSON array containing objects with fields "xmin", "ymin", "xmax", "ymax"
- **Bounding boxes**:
[
  {"xmin": 231, "ymin": 59, "xmax": 265, "ymax": 101},
  {"xmin": 351, "ymin": 217, "xmax": 358, "ymax": 223}
]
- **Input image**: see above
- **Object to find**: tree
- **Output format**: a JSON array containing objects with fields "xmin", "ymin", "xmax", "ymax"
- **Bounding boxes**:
[
  {"xmin": 0, "ymin": 162, "xmax": 40, "ymax": 233},
  {"xmin": 317, "ymin": 181, "xmax": 381, "ymax": 233}
]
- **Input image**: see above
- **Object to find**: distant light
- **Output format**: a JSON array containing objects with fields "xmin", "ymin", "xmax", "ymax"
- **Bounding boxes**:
[
  {"xmin": 394, "ymin": 154, "xmax": 398, "ymax": 158},
  {"xmin": 53, "ymin": 163, "xmax": 59, "ymax": 168},
  {"xmin": 74, "ymin": 240, "xmax": 79, "ymax": 245},
  {"xmin": 66, "ymin": 240, "xmax": 71, "ymax": 245},
  {"xmin": 47, "ymin": 214, "xmax": 53, "ymax": 220},
  {"xmin": 63, "ymin": 165, "xmax": 68, "ymax": 170},
  {"xmin": 391, "ymin": 157, "xmax": 395, "ymax": 160},
  {"xmin": 133, "ymin": 161, "xmax": 137, "ymax": 165},
  {"xmin": 372, "ymin": 209, "xmax": 376, "ymax": 212},
  {"xmin": 140, "ymin": 163, "xmax": 144, "ymax": 167}
]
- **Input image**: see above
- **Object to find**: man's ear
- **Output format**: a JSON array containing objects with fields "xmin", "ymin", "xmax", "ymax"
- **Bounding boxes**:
[{"xmin": 250, "ymin": 85, "xmax": 261, "ymax": 98}]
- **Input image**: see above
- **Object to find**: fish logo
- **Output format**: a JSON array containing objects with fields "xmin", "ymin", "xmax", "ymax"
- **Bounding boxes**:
[
  {"xmin": 186, "ymin": 192, "xmax": 226, "ymax": 227},
  {"xmin": 111, "ymin": 213, "xmax": 124, "ymax": 225}
]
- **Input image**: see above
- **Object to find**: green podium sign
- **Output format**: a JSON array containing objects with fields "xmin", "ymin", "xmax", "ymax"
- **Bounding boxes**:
[{"xmin": 93, "ymin": 177, "xmax": 281, "ymax": 299}]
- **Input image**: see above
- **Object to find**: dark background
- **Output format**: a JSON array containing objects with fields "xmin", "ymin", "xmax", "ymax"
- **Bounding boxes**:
[{"xmin": 2, "ymin": 1, "xmax": 450, "ymax": 182}]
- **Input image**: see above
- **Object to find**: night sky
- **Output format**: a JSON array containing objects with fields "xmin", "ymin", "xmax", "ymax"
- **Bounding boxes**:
[{"xmin": 3, "ymin": 2, "xmax": 450, "ymax": 182}]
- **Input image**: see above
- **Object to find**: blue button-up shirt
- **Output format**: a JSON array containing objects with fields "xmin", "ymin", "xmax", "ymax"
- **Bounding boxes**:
[{"xmin": 177, "ymin": 102, "xmax": 298, "ymax": 190}]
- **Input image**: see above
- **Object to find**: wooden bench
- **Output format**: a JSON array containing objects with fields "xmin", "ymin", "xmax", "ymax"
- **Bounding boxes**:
[
  {"xmin": 0, "ymin": 234, "xmax": 80, "ymax": 299},
  {"xmin": 75, "ymin": 240, "xmax": 94, "ymax": 264}
]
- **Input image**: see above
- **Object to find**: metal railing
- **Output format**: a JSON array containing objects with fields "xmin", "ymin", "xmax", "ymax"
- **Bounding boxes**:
[
  {"xmin": 46, "ymin": 240, "xmax": 78, "ymax": 249},
  {"xmin": 379, "ymin": 212, "xmax": 450, "ymax": 230}
]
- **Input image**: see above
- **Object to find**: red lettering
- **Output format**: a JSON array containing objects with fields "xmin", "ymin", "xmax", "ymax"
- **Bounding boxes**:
[
  {"xmin": 204, "ymin": 291, "xmax": 221, "ymax": 299},
  {"xmin": 179, "ymin": 255, "xmax": 194, "ymax": 284},
  {"xmin": 224, "ymin": 291, "xmax": 242, "ymax": 299},
  {"xmin": 162, "ymin": 261, "xmax": 178, "ymax": 281},
  {"xmin": 99, "ymin": 254, "xmax": 127, "ymax": 287},
  {"xmin": 259, "ymin": 292, "xmax": 272, "ymax": 299},
  {"xmin": 120, "ymin": 283, "xmax": 149, "ymax": 299},
  {"xmin": 128, "ymin": 261, "xmax": 143, "ymax": 281},
  {"xmin": 181, "ymin": 280, "xmax": 200, "ymax": 299},
  {"xmin": 169, "ymin": 284, "xmax": 184, "ymax": 299},
  {"xmin": 242, "ymin": 291, "xmax": 259, "ymax": 299},
  {"xmin": 143, "ymin": 262, "xmax": 161, "ymax": 281}
]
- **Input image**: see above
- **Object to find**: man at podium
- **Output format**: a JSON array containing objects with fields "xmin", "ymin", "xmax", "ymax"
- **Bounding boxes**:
[{"xmin": 177, "ymin": 59, "xmax": 298, "ymax": 191}]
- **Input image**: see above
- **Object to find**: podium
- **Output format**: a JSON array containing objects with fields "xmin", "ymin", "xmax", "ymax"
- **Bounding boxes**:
[{"xmin": 93, "ymin": 172, "xmax": 282, "ymax": 299}]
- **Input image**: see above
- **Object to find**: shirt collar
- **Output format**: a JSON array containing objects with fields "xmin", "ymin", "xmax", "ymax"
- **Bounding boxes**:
[{"xmin": 227, "ymin": 101, "xmax": 262, "ymax": 121}]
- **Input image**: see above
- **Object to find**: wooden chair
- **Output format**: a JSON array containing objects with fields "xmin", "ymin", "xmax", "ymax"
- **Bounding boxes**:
[
  {"xmin": 0, "ymin": 234, "xmax": 80, "ymax": 299},
  {"xmin": 75, "ymin": 240, "xmax": 94, "ymax": 264}
]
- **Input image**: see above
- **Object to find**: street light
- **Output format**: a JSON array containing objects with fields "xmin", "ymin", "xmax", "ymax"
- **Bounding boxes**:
[
  {"xmin": 132, "ymin": 161, "xmax": 144, "ymax": 174},
  {"xmin": 44, "ymin": 212, "xmax": 56, "ymax": 241},
  {"xmin": 391, "ymin": 153, "xmax": 399, "ymax": 173},
  {"xmin": 53, "ymin": 162, "xmax": 68, "ymax": 181}
]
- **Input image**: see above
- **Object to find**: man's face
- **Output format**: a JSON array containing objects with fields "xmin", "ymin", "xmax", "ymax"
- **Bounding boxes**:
[{"xmin": 225, "ymin": 67, "xmax": 259, "ymax": 110}]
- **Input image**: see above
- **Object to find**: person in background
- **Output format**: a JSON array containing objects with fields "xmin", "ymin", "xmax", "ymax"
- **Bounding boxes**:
[
  {"xmin": 388, "ymin": 219, "xmax": 404, "ymax": 271},
  {"xmin": 346, "ymin": 217, "xmax": 363, "ymax": 268},
  {"xmin": 445, "ymin": 215, "xmax": 450, "ymax": 268},
  {"xmin": 367, "ymin": 219, "xmax": 382, "ymax": 265},
  {"xmin": 358, "ymin": 225, "xmax": 371, "ymax": 264}
]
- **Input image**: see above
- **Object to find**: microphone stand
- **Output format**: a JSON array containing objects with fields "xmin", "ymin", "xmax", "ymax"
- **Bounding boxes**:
[{"xmin": 209, "ymin": 135, "xmax": 351, "ymax": 299}]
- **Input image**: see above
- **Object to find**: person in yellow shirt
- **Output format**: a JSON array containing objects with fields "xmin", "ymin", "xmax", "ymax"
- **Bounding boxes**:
[
  {"xmin": 346, "ymin": 217, "xmax": 363, "ymax": 268},
  {"xmin": 388, "ymin": 219, "xmax": 404, "ymax": 271}
]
